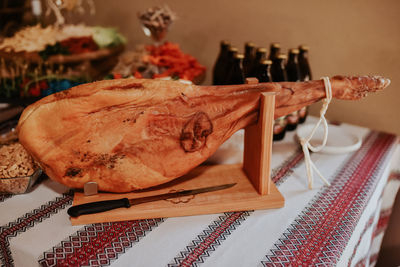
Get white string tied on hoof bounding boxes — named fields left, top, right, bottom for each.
left=299, top=77, right=333, bottom=189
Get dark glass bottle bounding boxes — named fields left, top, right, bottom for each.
left=247, top=47, right=267, bottom=78
left=270, top=53, right=288, bottom=141
left=268, top=42, right=281, bottom=61
left=286, top=48, right=301, bottom=82
left=255, top=59, right=272, bottom=83
left=243, top=42, right=256, bottom=77
left=298, top=45, right=313, bottom=81
left=212, top=40, right=231, bottom=85
left=270, top=54, right=288, bottom=82
left=298, top=45, right=313, bottom=123
left=222, top=47, right=238, bottom=85
left=273, top=116, right=288, bottom=141
left=285, top=48, right=300, bottom=131
left=226, top=54, right=245, bottom=85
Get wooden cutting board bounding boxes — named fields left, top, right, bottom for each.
left=70, top=163, right=284, bottom=225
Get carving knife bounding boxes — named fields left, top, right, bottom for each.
left=67, top=183, right=236, bottom=217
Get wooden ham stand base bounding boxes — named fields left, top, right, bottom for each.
left=70, top=78, right=285, bottom=225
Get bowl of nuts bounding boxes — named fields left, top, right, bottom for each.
left=0, top=141, right=42, bottom=194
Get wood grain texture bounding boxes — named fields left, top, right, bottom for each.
left=243, top=78, right=275, bottom=195
left=70, top=164, right=285, bottom=225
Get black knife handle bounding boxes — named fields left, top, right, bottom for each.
left=67, top=198, right=131, bottom=217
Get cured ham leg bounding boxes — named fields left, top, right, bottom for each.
left=17, top=76, right=389, bottom=192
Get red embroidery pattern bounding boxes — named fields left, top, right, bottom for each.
left=169, top=149, right=305, bottom=266
left=348, top=215, right=375, bottom=267
left=344, top=174, right=397, bottom=267
left=262, top=132, right=397, bottom=266
left=389, top=171, right=400, bottom=181
left=38, top=146, right=303, bottom=267
left=350, top=207, right=394, bottom=267
left=39, top=219, right=163, bottom=266
left=0, top=192, right=73, bottom=267
left=368, top=252, right=379, bottom=266
left=169, top=132, right=396, bottom=267
left=272, top=149, right=304, bottom=185
left=168, top=212, right=250, bottom=267
left=354, top=252, right=379, bottom=267
left=373, top=208, right=392, bottom=238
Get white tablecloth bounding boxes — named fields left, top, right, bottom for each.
left=0, top=117, right=399, bottom=267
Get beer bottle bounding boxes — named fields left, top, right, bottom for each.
left=268, top=42, right=281, bottom=61
left=273, top=116, right=288, bottom=141
left=298, top=45, right=312, bottom=81
left=286, top=48, right=301, bottom=82
left=212, top=40, right=231, bottom=85
left=248, top=47, right=267, bottom=78
left=255, top=59, right=272, bottom=83
left=222, top=47, right=238, bottom=85
left=243, top=42, right=256, bottom=77
left=226, top=54, right=245, bottom=85
left=270, top=53, right=288, bottom=141
left=298, top=45, right=312, bottom=123
left=270, top=54, right=288, bottom=82
left=285, top=48, right=300, bottom=131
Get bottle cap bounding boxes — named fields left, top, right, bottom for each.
left=245, top=42, right=256, bottom=48
left=256, top=47, right=267, bottom=53
left=299, top=45, right=309, bottom=51
left=277, top=54, right=287, bottom=59
left=227, top=48, right=238, bottom=59
left=234, top=54, right=245, bottom=59
left=289, top=48, right=299, bottom=54
left=270, top=42, right=281, bottom=48
left=221, top=40, right=230, bottom=47
left=260, top=59, right=272, bottom=65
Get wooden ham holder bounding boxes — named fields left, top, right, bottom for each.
left=70, top=78, right=284, bottom=225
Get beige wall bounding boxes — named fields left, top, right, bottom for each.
left=78, top=0, right=400, bottom=135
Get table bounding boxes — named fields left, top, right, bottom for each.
left=0, top=117, right=399, bottom=267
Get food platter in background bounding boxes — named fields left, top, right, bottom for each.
left=109, top=42, right=206, bottom=85
left=0, top=24, right=126, bottom=104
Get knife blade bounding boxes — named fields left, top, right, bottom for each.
left=67, top=183, right=236, bottom=217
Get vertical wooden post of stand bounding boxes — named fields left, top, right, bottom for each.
left=243, top=78, right=276, bottom=195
